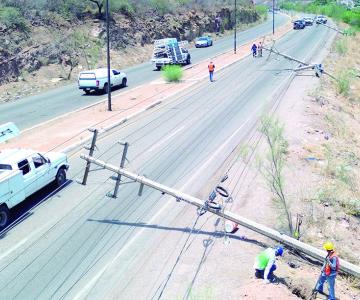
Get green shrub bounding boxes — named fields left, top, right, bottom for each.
left=337, top=70, right=351, bottom=95
left=255, top=5, right=268, bottom=17
left=112, top=0, right=135, bottom=16
left=335, top=39, right=348, bottom=54
left=162, top=65, right=183, bottom=82
left=0, top=6, right=28, bottom=31
left=149, top=0, right=172, bottom=15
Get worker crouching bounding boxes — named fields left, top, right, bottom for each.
left=253, top=246, right=284, bottom=283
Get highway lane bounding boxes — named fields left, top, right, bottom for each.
left=0, top=14, right=288, bottom=130
left=0, top=23, right=333, bottom=299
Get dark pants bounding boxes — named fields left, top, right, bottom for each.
left=316, top=274, right=336, bottom=300
left=209, top=71, right=214, bottom=82
left=255, top=264, right=276, bottom=279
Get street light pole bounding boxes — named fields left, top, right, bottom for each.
left=272, top=0, right=275, bottom=35
left=106, top=0, right=112, bottom=111
left=234, top=0, right=237, bottom=54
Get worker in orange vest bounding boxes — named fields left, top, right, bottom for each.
left=315, top=241, right=339, bottom=300
left=208, top=61, right=215, bottom=82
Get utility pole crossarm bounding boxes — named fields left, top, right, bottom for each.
left=80, top=154, right=360, bottom=278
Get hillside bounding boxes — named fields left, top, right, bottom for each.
left=0, top=0, right=266, bottom=101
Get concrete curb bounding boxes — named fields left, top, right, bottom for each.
left=62, top=101, right=164, bottom=154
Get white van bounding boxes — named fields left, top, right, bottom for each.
left=0, top=149, right=69, bottom=229
left=78, top=68, right=127, bottom=94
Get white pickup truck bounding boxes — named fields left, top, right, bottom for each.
left=0, top=149, right=69, bottom=229
left=78, top=68, right=127, bottom=95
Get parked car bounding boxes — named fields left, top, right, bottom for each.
left=0, top=149, right=69, bottom=229
left=303, top=17, right=314, bottom=26
left=195, top=36, right=213, bottom=48
left=78, top=68, right=127, bottom=95
left=316, top=15, right=327, bottom=24
left=293, top=19, right=306, bottom=30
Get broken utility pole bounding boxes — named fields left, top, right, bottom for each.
left=110, top=141, right=129, bottom=198
left=263, top=43, right=337, bottom=79
left=81, top=128, right=98, bottom=185
left=80, top=153, right=360, bottom=278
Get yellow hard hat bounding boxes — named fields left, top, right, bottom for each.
left=323, top=241, right=334, bottom=251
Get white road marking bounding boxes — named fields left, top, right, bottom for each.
left=0, top=221, right=52, bottom=262
left=146, top=126, right=185, bottom=153
left=74, top=109, right=259, bottom=300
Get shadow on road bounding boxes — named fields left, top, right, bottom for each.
left=80, top=85, right=127, bottom=96
left=0, top=180, right=72, bottom=239
left=87, top=218, right=269, bottom=248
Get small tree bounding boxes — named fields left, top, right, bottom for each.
left=57, top=33, right=81, bottom=80
left=259, top=115, right=294, bottom=235
left=89, top=0, right=104, bottom=18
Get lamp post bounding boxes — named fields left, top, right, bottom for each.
left=106, top=0, right=112, bottom=111
left=234, top=0, right=237, bottom=54
left=272, top=0, right=275, bottom=35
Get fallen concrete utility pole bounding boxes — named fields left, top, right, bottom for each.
left=80, top=154, right=360, bottom=278
left=263, top=45, right=337, bottom=80
left=263, top=45, right=308, bottom=65
left=318, top=22, right=345, bottom=35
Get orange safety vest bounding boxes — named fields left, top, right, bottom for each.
left=208, top=63, right=215, bottom=72
left=325, top=252, right=339, bottom=276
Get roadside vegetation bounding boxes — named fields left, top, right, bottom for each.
left=162, top=65, right=184, bottom=82
left=258, top=116, right=294, bottom=236
left=280, top=0, right=360, bottom=29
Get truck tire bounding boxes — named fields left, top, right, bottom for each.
left=0, top=205, right=10, bottom=229
left=103, top=83, right=109, bottom=94
left=186, top=55, right=191, bottom=65
left=84, top=90, right=91, bottom=95
left=156, top=66, right=161, bottom=71
left=55, top=169, right=67, bottom=188
left=121, top=78, right=127, bottom=88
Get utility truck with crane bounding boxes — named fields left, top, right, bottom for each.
left=151, top=38, right=191, bottom=70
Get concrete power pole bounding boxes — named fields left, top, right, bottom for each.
left=80, top=153, right=360, bottom=278
left=234, top=0, right=237, bottom=54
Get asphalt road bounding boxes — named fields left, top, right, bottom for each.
left=0, top=14, right=288, bottom=130
left=0, top=22, right=333, bottom=299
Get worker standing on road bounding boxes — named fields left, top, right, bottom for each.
left=208, top=61, right=215, bottom=82
left=258, top=42, right=263, bottom=57
left=253, top=246, right=283, bottom=283
left=251, top=43, right=257, bottom=58
left=315, top=242, right=339, bottom=300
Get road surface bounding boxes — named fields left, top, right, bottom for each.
left=0, top=14, right=288, bottom=130
left=0, top=21, right=333, bottom=299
